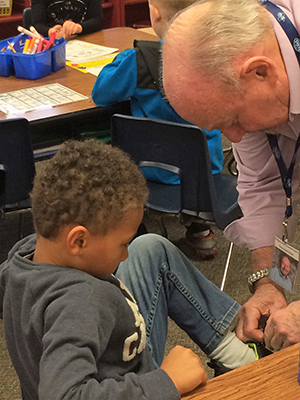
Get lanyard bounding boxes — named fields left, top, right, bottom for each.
left=267, top=133, right=300, bottom=220
left=260, top=0, right=300, bottom=65
left=260, top=1, right=300, bottom=231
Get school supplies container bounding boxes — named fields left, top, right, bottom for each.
left=0, top=34, right=67, bottom=80
left=0, top=0, right=12, bottom=16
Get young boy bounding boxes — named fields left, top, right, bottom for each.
left=91, top=0, right=223, bottom=259
left=0, top=140, right=257, bottom=400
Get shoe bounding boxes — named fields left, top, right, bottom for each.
left=186, top=228, right=217, bottom=259
left=208, top=341, right=272, bottom=377
left=246, top=341, right=273, bottom=359
left=207, top=360, right=232, bottom=377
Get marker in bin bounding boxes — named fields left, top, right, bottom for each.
left=43, top=31, right=56, bottom=51
left=17, top=26, right=40, bottom=40
left=27, top=37, right=37, bottom=54
left=23, top=38, right=30, bottom=53
left=29, top=26, right=48, bottom=44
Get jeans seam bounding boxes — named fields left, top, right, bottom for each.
left=145, top=266, right=164, bottom=349
left=168, top=271, right=228, bottom=335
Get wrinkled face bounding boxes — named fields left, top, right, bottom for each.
left=83, top=207, right=144, bottom=279
left=280, top=256, right=291, bottom=277
left=163, top=60, right=289, bottom=142
left=162, top=9, right=289, bottom=143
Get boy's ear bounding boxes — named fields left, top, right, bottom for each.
left=149, top=4, right=161, bottom=22
left=66, top=226, right=89, bottom=255
left=240, top=56, right=278, bottom=84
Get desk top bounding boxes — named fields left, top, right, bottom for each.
left=0, top=27, right=158, bottom=122
left=183, top=344, right=300, bottom=400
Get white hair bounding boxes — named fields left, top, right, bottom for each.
left=182, top=0, right=273, bottom=90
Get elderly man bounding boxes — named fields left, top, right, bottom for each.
left=163, top=0, right=300, bottom=352
left=269, top=256, right=293, bottom=291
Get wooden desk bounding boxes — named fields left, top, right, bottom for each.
left=183, top=344, right=300, bottom=400
left=0, top=27, right=157, bottom=122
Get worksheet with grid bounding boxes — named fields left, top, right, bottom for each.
left=0, top=83, right=88, bottom=115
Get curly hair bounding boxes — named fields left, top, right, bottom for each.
left=31, top=140, right=148, bottom=238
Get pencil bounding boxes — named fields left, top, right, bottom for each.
left=7, top=41, right=16, bottom=53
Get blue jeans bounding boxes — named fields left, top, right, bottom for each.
left=115, top=234, right=240, bottom=367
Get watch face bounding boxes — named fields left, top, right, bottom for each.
left=47, top=0, right=87, bottom=25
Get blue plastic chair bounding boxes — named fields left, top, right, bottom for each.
left=111, top=114, right=243, bottom=290
left=0, top=118, right=58, bottom=239
left=23, top=8, right=33, bottom=30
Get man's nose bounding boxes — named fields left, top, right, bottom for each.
left=221, top=126, right=247, bottom=143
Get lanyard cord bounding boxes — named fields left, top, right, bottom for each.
left=261, top=0, right=300, bottom=64
left=267, top=133, right=300, bottom=218
left=261, top=1, right=300, bottom=222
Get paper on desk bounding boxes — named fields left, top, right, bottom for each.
left=0, top=83, right=88, bottom=115
left=66, top=40, right=119, bottom=63
left=66, top=53, right=119, bottom=76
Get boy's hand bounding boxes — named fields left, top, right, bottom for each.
left=48, top=25, right=63, bottom=39
left=62, top=21, right=83, bottom=38
left=161, top=345, right=207, bottom=395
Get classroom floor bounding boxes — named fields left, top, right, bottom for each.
left=1, top=150, right=300, bottom=399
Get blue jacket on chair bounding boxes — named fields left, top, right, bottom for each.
left=92, top=40, right=223, bottom=183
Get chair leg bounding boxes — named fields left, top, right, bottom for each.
left=220, top=242, right=234, bottom=291
left=158, top=218, right=168, bottom=239
left=18, top=213, right=25, bottom=240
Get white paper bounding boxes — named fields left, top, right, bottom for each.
left=66, top=40, right=118, bottom=63
left=0, top=83, right=88, bottom=115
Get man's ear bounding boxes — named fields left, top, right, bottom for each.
left=240, top=56, right=278, bottom=84
left=66, top=226, right=89, bottom=255
left=149, top=4, right=161, bottom=22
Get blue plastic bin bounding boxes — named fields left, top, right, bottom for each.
left=6, top=34, right=67, bottom=80
left=52, top=37, right=67, bottom=72
left=0, top=35, right=23, bottom=77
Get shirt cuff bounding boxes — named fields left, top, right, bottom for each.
left=224, top=213, right=298, bottom=250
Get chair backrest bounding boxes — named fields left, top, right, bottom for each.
left=23, top=8, right=33, bottom=30
left=0, top=118, right=36, bottom=207
left=111, top=114, right=242, bottom=229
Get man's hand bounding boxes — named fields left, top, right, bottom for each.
left=264, top=300, right=300, bottom=350
left=161, top=345, right=207, bottom=395
left=236, top=282, right=287, bottom=342
left=62, top=21, right=83, bottom=38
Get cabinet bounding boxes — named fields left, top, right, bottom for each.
left=0, top=0, right=30, bottom=39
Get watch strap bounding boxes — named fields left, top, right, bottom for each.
left=248, top=268, right=270, bottom=293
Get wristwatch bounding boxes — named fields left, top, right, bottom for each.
left=247, top=268, right=270, bottom=293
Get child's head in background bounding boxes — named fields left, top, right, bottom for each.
left=148, top=0, right=198, bottom=38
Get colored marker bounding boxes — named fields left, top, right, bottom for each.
left=43, top=40, right=52, bottom=51
left=49, top=30, right=56, bottom=45
left=17, top=26, right=40, bottom=40
left=7, top=41, right=16, bottom=53
left=31, top=39, right=39, bottom=54
left=36, top=39, right=43, bottom=53
left=27, top=37, right=36, bottom=54
left=23, top=38, right=30, bottom=54
left=29, top=26, right=48, bottom=44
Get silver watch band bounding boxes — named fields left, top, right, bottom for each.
left=248, top=268, right=270, bottom=293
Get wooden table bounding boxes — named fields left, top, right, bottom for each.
left=183, top=344, right=300, bottom=400
left=0, top=27, right=157, bottom=122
